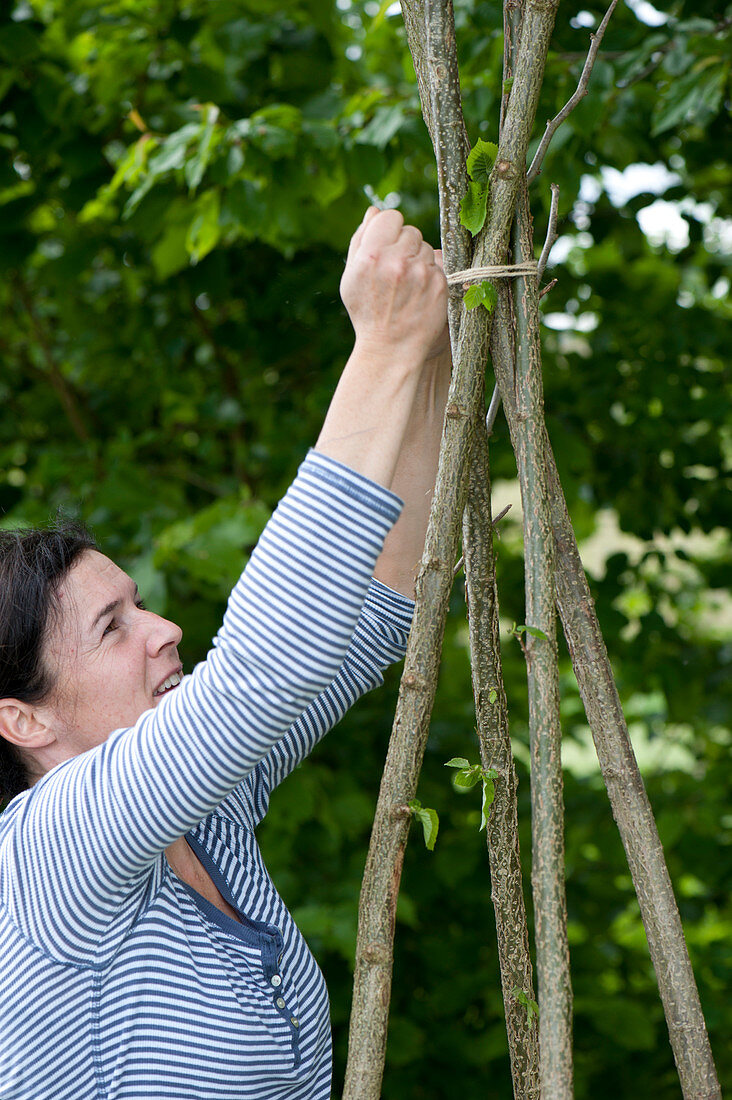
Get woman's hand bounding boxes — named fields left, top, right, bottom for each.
left=314, top=209, right=449, bottom=491
left=340, top=208, right=448, bottom=369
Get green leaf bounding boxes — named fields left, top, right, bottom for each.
left=513, top=987, right=540, bottom=1024
left=459, top=179, right=488, bottom=236
left=466, top=138, right=498, bottom=184
left=453, top=767, right=482, bottom=789
left=185, top=189, right=221, bottom=263
left=463, top=280, right=497, bottom=313
left=480, top=776, right=496, bottom=830
left=185, top=104, right=221, bottom=192
left=488, top=688, right=498, bottom=704
left=524, top=625, right=549, bottom=640
left=408, top=799, right=439, bottom=851
left=356, top=104, right=406, bottom=149
left=651, top=62, right=728, bottom=136
left=154, top=492, right=271, bottom=597
left=445, top=757, right=470, bottom=769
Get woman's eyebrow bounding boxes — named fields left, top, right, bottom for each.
left=90, top=584, right=140, bottom=630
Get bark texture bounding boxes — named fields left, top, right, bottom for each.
left=464, top=425, right=541, bottom=1099
left=505, top=2, right=573, bottom=1090
left=548, top=458, right=722, bottom=1100
left=512, top=188, right=573, bottom=1099
left=489, top=316, right=722, bottom=1100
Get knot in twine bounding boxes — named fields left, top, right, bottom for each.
left=446, top=261, right=538, bottom=287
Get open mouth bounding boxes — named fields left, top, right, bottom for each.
left=154, top=669, right=183, bottom=698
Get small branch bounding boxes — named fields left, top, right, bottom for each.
left=538, top=278, right=558, bottom=300
left=14, top=279, right=94, bottom=447
left=486, top=384, right=502, bottom=435
left=463, top=424, right=541, bottom=1099
left=537, top=183, right=560, bottom=279
left=453, top=502, right=512, bottom=577
left=527, top=0, right=620, bottom=184
left=424, top=0, right=472, bottom=355
left=506, top=1, right=573, bottom=1091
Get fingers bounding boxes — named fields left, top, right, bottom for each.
left=347, top=209, right=440, bottom=268
left=347, top=206, right=381, bottom=262
left=358, top=208, right=405, bottom=254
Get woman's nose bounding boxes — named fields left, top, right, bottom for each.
left=145, top=612, right=183, bottom=655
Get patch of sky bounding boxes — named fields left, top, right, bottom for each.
left=570, top=10, right=597, bottom=28
left=580, top=163, right=682, bottom=207
left=624, top=0, right=670, bottom=26
left=542, top=311, right=599, bottom=333
left=571, top=164, right=731, bottom=255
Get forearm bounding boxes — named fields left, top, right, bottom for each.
left=313, top=339, right=426, bottom=490
left=373, top=348, right=451, bottom=596
left=314, top=208, right=448, bottom=490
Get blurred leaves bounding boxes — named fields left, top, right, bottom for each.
left=0, top=0, right=730, bottom=1096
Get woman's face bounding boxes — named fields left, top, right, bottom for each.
left=40, top=549, right=183, bottom=761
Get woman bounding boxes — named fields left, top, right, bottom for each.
left=0, top=208, right=450, bottom=1099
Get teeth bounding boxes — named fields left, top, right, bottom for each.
left=155, top=671, right=182, bottom=696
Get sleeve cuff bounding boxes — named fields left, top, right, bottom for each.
left=363, top=577, right=415, bottom=633
left=303, top=449, right=404, bottom=524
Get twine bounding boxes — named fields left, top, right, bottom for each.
left=446, top=261, right=538, bottom=286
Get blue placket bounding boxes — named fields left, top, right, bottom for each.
left=185, top=835, right=302, bottom=1062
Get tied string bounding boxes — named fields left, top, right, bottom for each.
left=446, top=261, right=538, bottom=286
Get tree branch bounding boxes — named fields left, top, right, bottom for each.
left=538, top=183, right=560, bottom=279
left=506, top=3, right=573, bottom=1090
left=464, top=422, right=541, bottom=1099
left=14, top=279, right=94, bottom=447
left=527, top=0, right=620, bottom=184
left=343, top=1, right=560, bottom=1096
left=488, top=287, right=723, bottom=1100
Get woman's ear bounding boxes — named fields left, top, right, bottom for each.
left=0, top=700, right=55, bottom=750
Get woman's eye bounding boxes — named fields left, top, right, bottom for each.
left=102, top=619, right=118, bottom=637
left=135, top=599, right=148, bottom=611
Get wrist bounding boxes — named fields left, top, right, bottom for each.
left=350, top=334, right=432, bottom=378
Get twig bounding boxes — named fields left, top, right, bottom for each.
left=453, top=502, right=512, bottom=577
left=508, top=0, right=573, bottom=1087
left=486, top=383, right=502, bottom=435
left=527, top=0, right=620, bottom=184
left=14, top=279, right=94, bottom=447
left=424, top=0, right=472, bottom=356
left=463, top=424, right=541, bottom=1099
left=537, top=183, right=560, bottom=279
left=538, top=278, right=558, bottom=300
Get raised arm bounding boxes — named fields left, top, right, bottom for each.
left=0, top=211, right=448, bottom=963
left=317, top=210, right=451, bottom=598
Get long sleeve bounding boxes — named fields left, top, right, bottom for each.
left=221, top=579, right=414, bottom=828
left=0, top=453, right=402, bottom=964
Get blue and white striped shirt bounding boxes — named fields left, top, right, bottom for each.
left=0, top=452, right=413, bottom=1099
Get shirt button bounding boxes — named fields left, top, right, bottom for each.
left=271, top=974, right=282, bottom=987
left=290, top=1017, right=299, bottom=1028
left=276, top=997, right=286, bottom=1009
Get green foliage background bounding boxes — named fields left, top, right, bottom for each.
left=1, top=0, right=730, bottom=1095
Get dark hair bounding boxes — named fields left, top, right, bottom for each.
left=0, top=523, right=98, bottom=804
